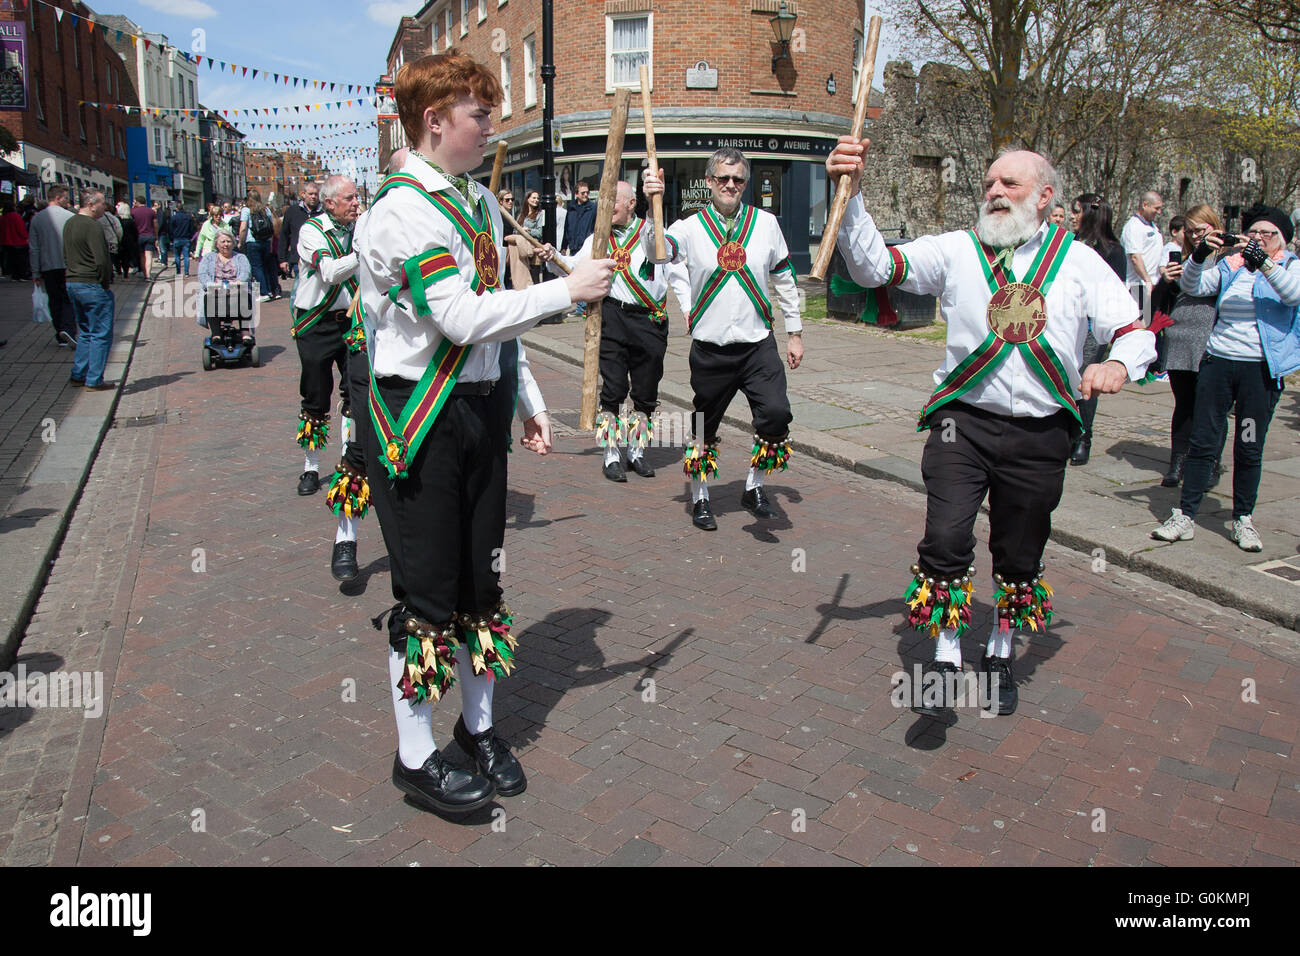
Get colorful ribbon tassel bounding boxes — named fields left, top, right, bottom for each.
left=398, top=617, right=460, bottom=704
left=457, top=602, right=518, bottom=680
left=683, top=440, right=719, bottom=481
left=625, top=412, right=653, bottom=451
left=325, top=460, right=371, bottom=519
left=903, top=564, right=975, bottom=638
left=595, top=410, right=625, bottom=448
left=992, top=567, right=1054, bottom=633
left=750, top=436, right=791, bottom=473
left=296, top=412, right=330, bottom=450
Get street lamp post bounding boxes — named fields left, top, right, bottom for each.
left=541, top=0, right=556, bottom=248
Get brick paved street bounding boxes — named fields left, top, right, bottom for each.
left=2, top=274, right=1299, bottom=866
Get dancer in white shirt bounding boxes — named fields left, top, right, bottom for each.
left=827, top=137, right=1155, bottom=717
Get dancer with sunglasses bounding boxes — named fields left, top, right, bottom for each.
left=641, top=148, right=803, bottom=530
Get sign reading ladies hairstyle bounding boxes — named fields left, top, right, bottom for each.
left=0, top=21, right=26, bottom=112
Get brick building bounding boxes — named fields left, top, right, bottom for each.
left=0, top=0, right=137, bottom=203
left=244, top=147, right=329, bottom=206
left=378, top=0, right=880, bottom=271
left=198, top=107, right=246, bottom=208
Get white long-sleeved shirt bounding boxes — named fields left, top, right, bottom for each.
left=836, top=195, right=1156, bottom=419
left=548, top=217, right=669, bottom=311
left=643, top=202, right=801, bottom=344
left=293, top=213, right=358, bottom=316
left=354, top=153, right=569, bottom=420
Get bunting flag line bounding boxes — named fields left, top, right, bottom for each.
left=28, top=0, right=375, bottom=96
left=79, top=99, right=380, bottom=115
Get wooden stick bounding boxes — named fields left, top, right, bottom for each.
left=580, top=87, right=631, bottom=432
left=809, top=15, right=882, bottom=281
left=500, top=205, right=570, bottom=275
left=488, top=141, right=508, bottom=194
left=639, top=65, right=665, bottom=261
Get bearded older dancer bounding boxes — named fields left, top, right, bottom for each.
left=827, top=138, right=1155, bottom=717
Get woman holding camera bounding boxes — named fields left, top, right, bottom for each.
left=1154, top=204, right=1223, bottom=487
left=1152, top=205, right=1300, bottom=552
left=1067, top=193, right=1127, bottom=465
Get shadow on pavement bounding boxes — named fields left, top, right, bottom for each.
left=506, top=490, right=584, bottom=530
left=339, top=553, right=390, bottom=597
left=122, top=371, right=193, bottom=396
left=0, top=650, right=67, bottom=739
left=0, top=508, right=58, bottom=533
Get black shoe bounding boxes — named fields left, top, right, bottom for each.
left=331, top=541, right=358, bottom=582
left=692, top=498, right=717, bottom=531
left=453, top=715, right=527, bottom=797
left=1161, top=453, right=1186, bottom=488
left=391, top=752, right=495, bottom=816
left=297, top=470, right=320, bottom=495
left=1069, top=438, right=1090, bottom=466
left=628, top=455, right=655, bottom=478
left=603, top=459, right=627, bottom=482
left=740, top=486, right=774, bottom=518
left=57, top=330, right=77, bottom=347
left=910, top=660, right=960, bottom=717
left=980, top=654, right=1018, bottom=716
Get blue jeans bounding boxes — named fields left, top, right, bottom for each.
left=244, top=239, right=270, bottom=297
left=67, top=283, right=116, bottom=387
left=159, top=233, right=171, bottom=265
left=172, top=238, right=192, bottom=277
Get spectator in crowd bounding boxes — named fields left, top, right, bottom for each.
left=1, top=198, right=30, bottom=280
left=99, top=201, right=123, bottom=264
left=28, top=185, right=77, bottom=347
left=131, top=196, right=158, bottom=279
left=117, top=203, right=139, bottom=280
left=1068, top=192, right=1127, bottom=465
left=562, top=180, right=596, bottom=316
left=1049, top=202, right=1067, bottom=227
left=64, top=189, right=117, bottom=390
left=239, top=188, right=277, bottom=301
left=1153, top=204, right=1300, bottom=552
left=196, top=227, right=252, bottom=329
left=1121, top=190, right=1164, bottom=311
left=1163, top=215, right=1185, bottom=268
left=195, top=203, right=222, bottom=260
left=497, top=187, right=536, bottom=291
left=279, top=181, right=322, bottom=281
left=1155, top=204, right=1226, bottom=488
left=156, top=200, right=172, bottom=271
left=18, top=194, right=36, bottom=227
left=170, top=205, right=195, bottom=278
left=521, top=189, right=545, bottom=284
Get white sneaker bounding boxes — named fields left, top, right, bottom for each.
left=1152, top=508, right=1195, bottom=541
left=1231, top=516, right=1263, bottom=552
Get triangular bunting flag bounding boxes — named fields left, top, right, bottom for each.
left=242, top=67, right=248, bottom=77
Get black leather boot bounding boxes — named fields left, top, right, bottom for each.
left=391, top=751, right=495, bottom=815
left=1161, top=452, right=1186, bottom=488
left=453, top=716, right=527, bottom=797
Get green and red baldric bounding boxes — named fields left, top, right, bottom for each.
left=367, top=170, right=500, bottom=479
left=688, top=203, right=783, bottom=332
left=609, top=218, right=668, bottom=320
left=290, top=217, right=359, bottom=338
left=917, top=224, right=1081, bottom=431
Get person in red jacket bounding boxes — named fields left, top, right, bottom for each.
left=1, top=199, right=30, bottom=280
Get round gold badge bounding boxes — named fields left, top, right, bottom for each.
left=612, top=247, right=632, bottom=273
left=473, top=231, right=499, bottom=290
left=986, top=282, right=1048, bottom=344
left=716, top=241, right=747, bottom=273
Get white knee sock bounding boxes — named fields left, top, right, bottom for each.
left=604, top=443, right=622, bottom=467
left=691, top=478, right=709, bottom=503
left=935, top=627, right=961, bottom=666
left=985, top=627, right=1013, bottom=659
left=303, top=449, right=320, bottom=473
left=335, top=515, right=357, bottom=544
left=388, top=648, right=435, bottom=769
left=746, top=467, right=763, bottom=492
left=627, top=442, right=643, bottom=462
left=456, top=645, right=495, bottom=734
left=339, top=416, right=354, bottom=445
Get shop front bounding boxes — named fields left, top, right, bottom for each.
left=19, top=143, right=116, bottom=203
left=478, top=130, right=839, bottom=274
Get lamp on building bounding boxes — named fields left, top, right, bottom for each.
left=769, top=1, right=797, bottom=72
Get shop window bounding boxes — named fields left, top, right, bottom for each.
left=606, top=14, right=652, bottom=92
left=809, top=163, right=828, bottom=237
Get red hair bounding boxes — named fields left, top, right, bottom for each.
left=397, top=50, right=502, bottom=146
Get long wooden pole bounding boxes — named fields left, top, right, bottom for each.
left=500, top=205, right=571, bottom=274
left=808, top=15, right=882, bottom=281
left=579, top=87, right=631, bottom=431
left=488, top=141, right=508, bottom=194
left=639, top=65, right=665, bottom=261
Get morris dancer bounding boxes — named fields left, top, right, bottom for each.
left=827, top=139, right=1155, bottom=716
left=355, top=51, right=613, bottom=816
left=541, top=179, right=669, bottom=481
left=641, top=147, right=803, bottom=530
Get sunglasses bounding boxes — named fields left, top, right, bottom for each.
left=711, top=175, right=747, bottom=186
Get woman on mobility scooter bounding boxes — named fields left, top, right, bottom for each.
left=197, top=228, right=259, bottom=369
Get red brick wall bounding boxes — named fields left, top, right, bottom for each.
left=2, top=0, right=134, bottom=182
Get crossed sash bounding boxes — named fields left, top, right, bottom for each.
left=366, top=172, right=501, bottom=479
left=290, top=218, right=359, bottom=338
left=918, top=224, right=1080, bottom=430
left=687, top=204, right=776, bottom=333
left=609, top=219, right=667, bottom=320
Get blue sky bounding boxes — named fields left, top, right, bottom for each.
left=92, top=0, right=411, bottom=185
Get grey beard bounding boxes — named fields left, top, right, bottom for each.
left=975, top=202, right=1041, bottom=249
